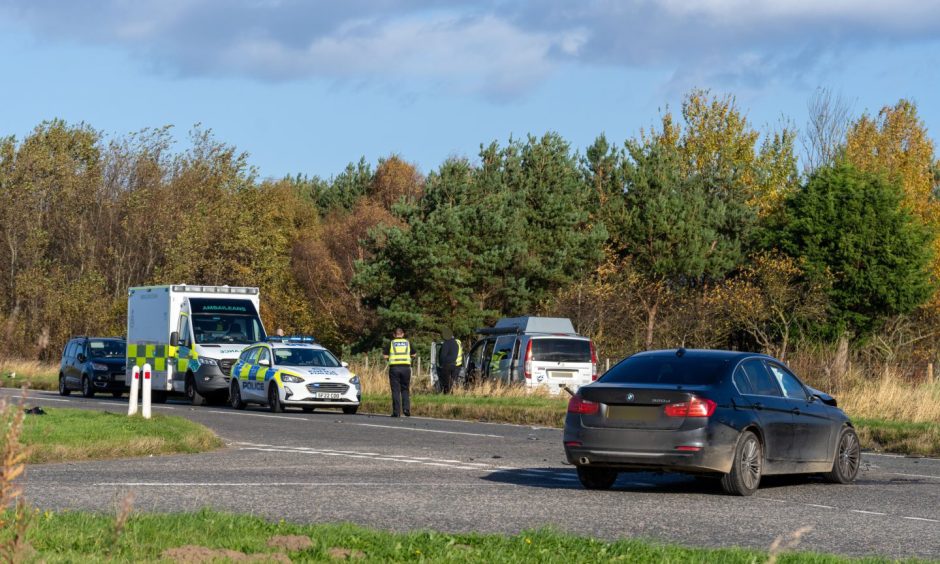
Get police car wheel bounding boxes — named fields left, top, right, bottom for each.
left=268, top=385, right=283, bottom=413
left=230, top=381, right=246, bottom=410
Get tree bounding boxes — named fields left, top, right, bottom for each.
left=773, top=164, right=934, bottom=337
left=802, top=87, right=853, bottom=174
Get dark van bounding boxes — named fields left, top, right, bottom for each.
left=58, top=337, right=128, bottom=398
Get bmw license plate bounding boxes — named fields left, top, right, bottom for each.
left=312, top=393, right=341, bottom=399
left=606, top=406, right=658, bottom=421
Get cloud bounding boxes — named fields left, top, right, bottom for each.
left=2, top=0, right=939, bottom=98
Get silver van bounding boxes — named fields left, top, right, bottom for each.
left=461, top=317, right=597, bottom=394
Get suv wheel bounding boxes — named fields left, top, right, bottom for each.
left=58, top=374, right=70, bottom=396
left=186, top=375, right=206, bottom=406
left=721, top=430, right=762, bottom=496
left=81, top=376, right=95, bottom=398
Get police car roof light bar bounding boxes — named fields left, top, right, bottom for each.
left=267, top=334, right=317, bottom=343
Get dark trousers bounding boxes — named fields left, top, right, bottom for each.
left=438, top=365, right=455, bottom=394
left=389, top=365, right=412, bottom=415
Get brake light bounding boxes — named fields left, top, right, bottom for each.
left=589, top=341, right=598, bottom=381
left=663, top=397, right=716, bottom=418
left=523, top=340, right=533, bottom=380
left=567, top=395, right=599, bottom=415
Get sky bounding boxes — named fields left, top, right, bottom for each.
left=0, top=0, right=938, bottom=180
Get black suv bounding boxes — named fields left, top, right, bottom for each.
left=58, top=337, right=128, bottom=398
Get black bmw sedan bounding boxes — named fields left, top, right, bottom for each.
left=563, top=349, right=860, bottom=495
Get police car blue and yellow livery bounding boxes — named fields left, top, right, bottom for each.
left=228, top=339, right=361, bottom=414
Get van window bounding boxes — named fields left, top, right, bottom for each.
left=88, top=340, right=125, bottom=359
left=530, top=339, right=591, bottom=363
left=601, top=355, right=727, bottom=386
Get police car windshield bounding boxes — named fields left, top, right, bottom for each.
left=192, top=314, right=264, bottom=345
left=89, top=340, right=125, bottom=359
left=274, top=348, right=341, bottom=368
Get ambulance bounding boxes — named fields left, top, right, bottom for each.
left=125, top=285, right=266, bottom=405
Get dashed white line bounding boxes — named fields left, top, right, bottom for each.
left=902, top=516, right=940, bottom=523
left=806, top=504, right=835, bottom=509
left=887, top=472, right=940, bottom=480
left=351, top=423, right=503, bottom=438
left=851, top=510, right=887, bottom=516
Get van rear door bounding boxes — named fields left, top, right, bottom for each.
left=529, top=337, right=593, bottom=392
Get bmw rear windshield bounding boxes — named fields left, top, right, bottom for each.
left=600, top=355, right=728, bottom=386
left=531, top=339, right=592, bottom=363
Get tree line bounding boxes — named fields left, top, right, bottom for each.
left=1, top=89, right=938, bottom=376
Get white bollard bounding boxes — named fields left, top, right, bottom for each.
left=128, top=366, right=140, bottom=416
left=142, top=363, right=152, bottom=420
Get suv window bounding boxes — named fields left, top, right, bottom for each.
left=735, top=359, right=783, bottom=397
left=530, top=339, right=591, bottom=363
left=766, top=363, right=807, bottom=400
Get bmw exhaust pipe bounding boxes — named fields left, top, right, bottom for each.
left=579, top=456, right=590, bottom=465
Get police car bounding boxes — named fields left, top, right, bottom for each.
left=228, top=336, right=361, bottom=414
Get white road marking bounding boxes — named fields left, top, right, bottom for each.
left=0, top=394, right=72, bottom=403
left=851, top=510, right=887, bottom=516
left=205, top=410, right=297, bottom=421
left=865, top=452, right=940, bottom=462
left=887, top=472, right=940, bottom=480
left=806, top=504, right=835, bottom=509
left=92, top=482, right=500, bottom=487
left=902, top=516, right=940, bottom=523
left=352, top=423, right=503, bottom=438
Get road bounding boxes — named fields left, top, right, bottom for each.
left=4, top=388, right=939, bottom=559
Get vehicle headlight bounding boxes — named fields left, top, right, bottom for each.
left=91, top=363, right=109, bottom=372
left=281, top=373, right=303, bottom=383
left=197, top=357, right=219, bottom=367
left=350, top=375, right=360, bottom=387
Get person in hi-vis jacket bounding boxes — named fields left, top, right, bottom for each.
left=383, top=328, right=415, bottom=417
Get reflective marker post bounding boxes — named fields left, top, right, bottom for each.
left=128, top=366, right=140, bottom=416
left=142, top=363, right=152, bottom=419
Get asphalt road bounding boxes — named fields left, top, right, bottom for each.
left=4, top=388, right=939, bottom=559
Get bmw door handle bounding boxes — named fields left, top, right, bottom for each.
left=753, top=402, right=763, bottom=411
left=791, top=407, right=801, bottom=415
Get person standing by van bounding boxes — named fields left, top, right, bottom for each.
left=438, top=328, right=461, bottom=394
left=383, top=328, right=414, bottom=417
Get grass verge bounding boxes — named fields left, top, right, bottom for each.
left=9, top=509, right=919, bottom=563
left=18, top=408, right=223, bottom=464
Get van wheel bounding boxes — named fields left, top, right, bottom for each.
left=268, top=384, right=283, bottom=413
left=577, top=466, right=618, bottom=490
left=721, top=431, right=762, bottom=496
left=230, top=381, right=246, bottom=410
left=81, top=376, right=95, bottom=398
left=58, top=374, right=71, bottom=396
left=186, top=375, right=206, bottom=406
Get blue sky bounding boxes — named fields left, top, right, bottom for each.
left=0, top=1, right=938, bottom=180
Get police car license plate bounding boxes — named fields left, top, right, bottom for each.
left=312, top=393, right=341, bottom=399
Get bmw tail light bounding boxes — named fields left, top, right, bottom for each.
left=567, top=394, right=599, bottom=415
left=663, top=397, right=716, bottom=418
left=524, top=340, right=533, bottom=380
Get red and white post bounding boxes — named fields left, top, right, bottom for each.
left=142, top=363, right=152, bottom=419
left=128, top=365, right=140, bottom=416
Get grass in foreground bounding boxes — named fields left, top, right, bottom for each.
left=8, top=509, right=922, bottom=563
left=17, top=408, right=223, bottom=464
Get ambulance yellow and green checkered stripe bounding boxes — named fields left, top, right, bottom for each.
left=127, top=343, right=198, bottom=373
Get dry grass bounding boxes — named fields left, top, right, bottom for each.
left=0, top=359, right=58, bottom=391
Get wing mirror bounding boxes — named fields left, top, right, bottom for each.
left=341, top=361, right=349, bottom=368
left=77, top=353, right=87, bottom=363
left=170, top=331, right=181, bottom=347
left=259, top=359, right=270, bottom=367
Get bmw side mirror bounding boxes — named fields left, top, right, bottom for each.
left=341, top=361, right=349, bottom=368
